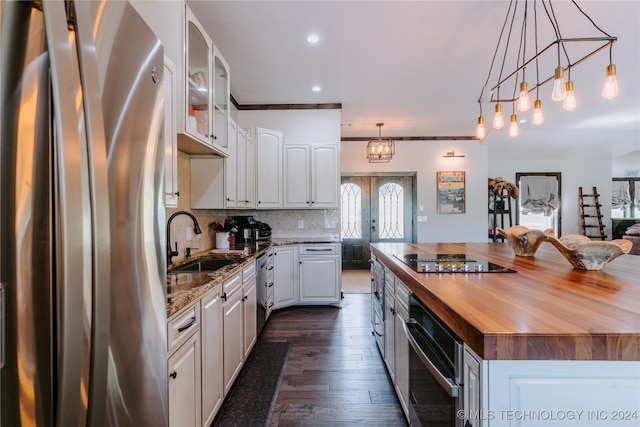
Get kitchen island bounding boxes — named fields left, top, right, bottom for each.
left=372, top=242, right=640, bottom=427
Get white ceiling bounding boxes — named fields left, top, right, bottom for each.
left=188, top=0, right=640, bottom=158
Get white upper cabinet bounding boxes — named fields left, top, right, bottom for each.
left=310, top=144, right=339, bottom=208
left=283, top=145, right=310, bottom=208
left=244, top=130, right=255, bottom=209
left=284, top=144, right=339, bottom=209
left=255, top=128, right=284, bottom=209
left=224, top=120, right=238, bottom=208
left=178, top=5, right=229, bottom=157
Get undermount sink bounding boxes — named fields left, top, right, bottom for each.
left=168, top=258, right=238, bottom=274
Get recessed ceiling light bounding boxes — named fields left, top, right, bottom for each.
left=312, top=86, right=321, bottom=92
left=306, top=34, right=320, bottom=44
left=519, top=119, right=527, bottom=123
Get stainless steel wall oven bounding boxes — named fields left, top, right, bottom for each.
left=403, top=294, right=464, bottom=426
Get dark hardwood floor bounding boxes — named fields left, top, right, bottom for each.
left=260, top=293, right=408, bottom=426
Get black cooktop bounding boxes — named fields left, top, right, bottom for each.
left=395, top=253, right=516, bottom=273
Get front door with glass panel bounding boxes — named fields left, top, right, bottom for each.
left=341, top=175, right=414, bottom=269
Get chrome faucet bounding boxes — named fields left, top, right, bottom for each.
left=166, top=211, right=202, bottom=265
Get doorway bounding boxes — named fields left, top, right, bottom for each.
left=341, top=174, right=416, bottom=270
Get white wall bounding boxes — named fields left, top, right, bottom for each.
left=341, top=140, right=489, bottom=243
left=238, top=109, right=341, bottom=145
left=613, top=151, right=640, bottom=177
left=130, top=0, right=182, bottom=67
left=488, top=157, right=611, bottom=237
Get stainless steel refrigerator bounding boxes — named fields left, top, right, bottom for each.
left=1, top=1, right=167, bottom=425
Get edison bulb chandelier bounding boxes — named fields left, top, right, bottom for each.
left=475, top=0, right=618, bottom=140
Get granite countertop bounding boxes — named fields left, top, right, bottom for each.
left=166, top=238, right=341, bottom=317
left=167, top=242, right=271, bottom=317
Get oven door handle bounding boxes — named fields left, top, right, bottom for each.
left=403, top=319, right=460, bottom=398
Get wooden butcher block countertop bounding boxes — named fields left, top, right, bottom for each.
left=371, top=242, right=640, bottom=361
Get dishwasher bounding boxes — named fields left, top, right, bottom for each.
left=256, top=250, right=274, bottom=335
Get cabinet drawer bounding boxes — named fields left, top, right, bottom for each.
left=242, top=260, right=256, bottom=282
left=223, top=271, right=242, bottom=296
left=298, top=243, right=340, bottom=255
left=395, top=280, right=410, bottom=313
left=167, top=301, right=200, bottom=354
left=384, top=267, right=395, bottom=292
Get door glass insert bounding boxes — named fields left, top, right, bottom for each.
left=341, top=183, right=362, bottom=239
left=378, top=183, right=404, bottom=239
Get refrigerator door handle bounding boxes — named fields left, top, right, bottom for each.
left=70, top=2, right=113, bottom=424
left=0, top=283, right=4, bottom=368
left=42, top=2, right=93, bottom=425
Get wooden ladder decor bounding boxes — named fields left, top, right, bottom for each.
left=579, top=186, right=607, bottom=240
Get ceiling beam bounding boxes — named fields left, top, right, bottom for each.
left=231, top=95, right=341, bottom=110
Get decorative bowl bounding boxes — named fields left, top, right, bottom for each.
left=496, top=226, right=553, bottom=257
left=545, top=234, right=633, bottom=270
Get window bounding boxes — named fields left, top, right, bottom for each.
left=612, top=178, right=640, bottom=218
left=378, top=183, right=404, bottom=239
left=516, top=172, right=561, bottom=236
left=340, top=183, right=362, bottom=239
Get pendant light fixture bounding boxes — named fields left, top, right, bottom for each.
left=366, top=123, right=394, bottom=163
left=475, top=0, right=618, bottom=138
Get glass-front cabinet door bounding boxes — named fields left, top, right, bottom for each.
left=213, top=49, right=229, bottom=152
left=180, top=6, right=229, bottom=157
left=185, top=9, right=211, bottom=146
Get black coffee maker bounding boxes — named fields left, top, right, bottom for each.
left=224, top=215, right=258, bottom=244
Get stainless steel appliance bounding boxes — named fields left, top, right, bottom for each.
left=256, top=250, right=274, bottom=335
left=395, top=253, right=516, bottom=273
left=225, top=215, right=271, bottom=244
left=254, top=221, right=272, bottom=242
left=1, top=1, right=166, bottom=425
left=403, top=295, right=464, bottom=426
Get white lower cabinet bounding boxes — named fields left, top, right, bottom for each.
left=222, top=272, right=244, bottom=396
left=298, top=244, right=341, bottom=304
left=201, top=285, right=224, bottom=427
left=242, top=261, right=257, bottom=359
left=167, top=301, right=201, bottom=427
left=273, top=243, right=342, bottom=309
left=486, top=360, right=640, bottom=427
left=393, top=280, right=410, bottom=418
left=167, top=260, right=261, bottom=427
left=377, top=272, right=410, bottom=423
left=383, top=274, right=395, bottom=381
left=463, top=345, right=482, bottom=427
left=273, top=245, right=298, bottom=309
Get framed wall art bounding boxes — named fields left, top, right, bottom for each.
left=437, top=171, right=465, bottom=214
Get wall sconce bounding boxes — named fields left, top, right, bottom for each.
left=443, top=150, right=465, bottom=158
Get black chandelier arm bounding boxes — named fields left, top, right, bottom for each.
left=571, top=0, right=612, bottom=38
left=498, top=0, right=521, bottom=89
left=544, top=0, right=574, bottom=68
left=476, top=0, right=517, bottom=106
left=488, top=37, right=616, bottom=94
left=534, top=0, right=541, bottom=98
